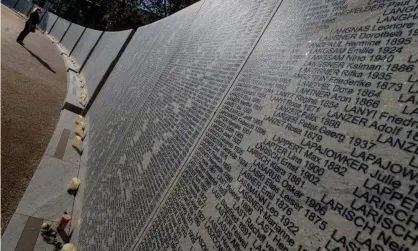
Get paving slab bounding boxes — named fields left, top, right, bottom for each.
left=45, top=109, right=81, bottom=165
left=1, top=214, right=29, bottom=251
left=15, top=217, right=44, bottom=251
left=15, top=155, right=78, bottom=222
left=1, top=5, right=67, bottom=232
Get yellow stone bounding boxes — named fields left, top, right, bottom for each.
left=80, top=95, right=87, bottom=102
left=78, top=121, right=85, bottom=129
left=67, top=178, right=80, bottom=193
left=61, top=243, right=75, bottom=251
left=75, top=115, right=84, bottom=125
left=74, top=125, right=84, bottom=138
left=72, top=136, right=83, bottom=153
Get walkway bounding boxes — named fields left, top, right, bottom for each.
left=1, top=5, right=67, bottom=233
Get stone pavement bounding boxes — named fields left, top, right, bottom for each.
left=1, top=5, right=67, bottom=234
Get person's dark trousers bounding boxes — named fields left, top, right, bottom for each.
left=17, top=23, right=30, bottom=43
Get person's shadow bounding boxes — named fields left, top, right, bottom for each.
left=22, top=45, right=56, bottom=74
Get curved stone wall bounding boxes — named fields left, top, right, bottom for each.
left=2, top=0, right=19, bottom=7
left=14, top=0, right=33, bottom=15
left=38, top=11, right=58, bottom=33
left=85, top=2, right=203, bottom=188
left=80, top=29, right=132, bottom=95
left=60, top=22, right=85, bottom=55
left=49, top=17, right=71, bottom=42
left=6, top=0, right=418, bottom=251
left=70, top=28, right=102, bottom=68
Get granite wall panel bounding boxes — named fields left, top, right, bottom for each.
left=2, top=0, right=19, bottom=8
left=84, top=2, right=203, bottom=200
left=38, top=11, right=58, bottom=33
left=134, top=0, right=418, bottom=250
left=70, top=28, right=102, bottom=68
left=79, top=0, right=282, bottom=250
left=60, top=22, right=84, bottom=54
left=49, top=17, right=70, bottom=42
left=14, top=0, right=33, bottom=16
left=19, top=0, right=417, bottom=250
left=80, top=29, right=132, bottom=96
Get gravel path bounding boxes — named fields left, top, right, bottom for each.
left=1, top=6, right=67, bottom=233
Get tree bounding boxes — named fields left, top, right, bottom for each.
left=95, top=0, right=144, bottom=30
left=40, top=0, right=199, bottom=30
left=97, top=0, right=199, bottom=30
left=140, top=0, right=199, bottom=18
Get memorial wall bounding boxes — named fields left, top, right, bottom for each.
left=14, top=0, right=32, bottom=15
left=49, top=17, right=71, bottom=42
left=131, top=0, right=418, bottom=249
left=38, top=11, right=58, bottom=34
left=2, top=0, right=19, bottom=8
left=78, top=0, right=418, bottom=250
left=84, top=1, right=204, bottom=199
left=60, top=22, right=85, bottom=55
left=70, top=28, right=103, bottom=67
left=6, top=0, right=418, bottom=250
left=80, top=1, right=282, bottom=249
left=80, top=29, right=132, bottom=96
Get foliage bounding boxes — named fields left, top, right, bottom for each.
left=39, top=0, right=199, bottom=30
left=40, top=223, right=63, bottom=251
left=141, top=0, right=198, bottom=17
left=97, top=0, right=199, bottom=30
left=96, top=0, right=144, bottom=30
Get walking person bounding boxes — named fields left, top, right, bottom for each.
left=16, top=7, right=42, bottom=45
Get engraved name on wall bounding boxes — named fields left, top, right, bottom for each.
left=135, top=0, right=418, bottom=250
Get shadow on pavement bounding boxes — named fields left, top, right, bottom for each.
left=22, top=45, right=57, bottom=74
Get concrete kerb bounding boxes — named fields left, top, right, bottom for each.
left=43, top=30, right=88, bottom=113
left=67, top=115, right=89, bottom=250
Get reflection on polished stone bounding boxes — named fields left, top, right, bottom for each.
left=77, top=0, right=418, bottom=250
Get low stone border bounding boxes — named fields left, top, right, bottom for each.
left=2, top=11, right=89, bottom=249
